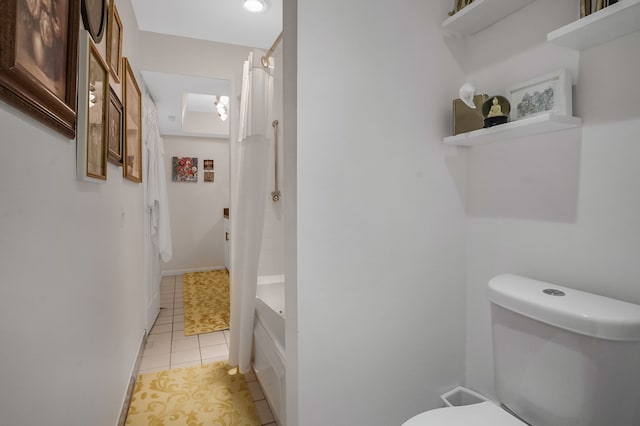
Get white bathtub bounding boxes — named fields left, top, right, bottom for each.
left=254, top=275, right=285, bottom=424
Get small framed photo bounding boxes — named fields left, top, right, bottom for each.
left=203, top=159, right=214, bottom=170
left=76, top=32, right=109, bottom=182
left=107, top=87, right=123, bottom=165
left=204, top=171, right=214, bottom=182
left=123, top=57, right=142, bottom=183
left=507, top=69, right=572, bottom=121
left=106, top=0, right=123, bottom=83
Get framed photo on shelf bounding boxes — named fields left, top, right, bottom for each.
left=123, top=57, right=142, bottom=183
left=0, top=0, right=80, bottom=138
left=106, top=0, right=123, bottom=82
left=107, top=86, right=123, bottom=165
left=76, top=32, right=109, bottom=182
left=507, top=69, right=572, bottom=121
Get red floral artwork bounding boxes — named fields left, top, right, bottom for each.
left=172, top=156, right=198, bottom=182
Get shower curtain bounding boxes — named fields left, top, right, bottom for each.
left=229, top=50, right=274, bottom=373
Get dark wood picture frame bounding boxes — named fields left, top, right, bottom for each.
left=106, top=0, right=123, bottom=83
left=76, top=32, right=109, bottom=181
left=81, top=0, right=107, bottom=43
left=107, top=86, right=123, bottom=165
left=0, top=0, right=80, bottom=138
left=123, top=57, right=142, bottom=183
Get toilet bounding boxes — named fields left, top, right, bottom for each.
left=402, top=274, right=640, bottom=426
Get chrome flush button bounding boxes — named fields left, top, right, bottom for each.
left=543, top=288, right=566, bottom=296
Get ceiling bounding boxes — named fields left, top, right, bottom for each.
left=132, top=0, right=282, bottom=137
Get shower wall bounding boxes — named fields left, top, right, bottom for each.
left=258, top=45, right=285, bottom=276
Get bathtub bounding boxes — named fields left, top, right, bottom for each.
left=254, top=275, right=285, bottom=424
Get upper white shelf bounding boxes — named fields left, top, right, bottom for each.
left=547, top=0, right=640, bottom=50
left=442, top=0, right=535, bottom=37
left=443, top=113, right=582, bottom=147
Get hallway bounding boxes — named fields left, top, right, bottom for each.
left=136, top=275, right=277, bottom=425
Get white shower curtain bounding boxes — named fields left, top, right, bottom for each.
left=229, top=50, right=274, bottom=373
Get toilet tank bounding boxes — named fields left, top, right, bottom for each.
left=488, top=274, right=640, bottom=426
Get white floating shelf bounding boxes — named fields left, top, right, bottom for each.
left=442, top=0, right=535, bottom=37
left=548, top=0, right=640, bottom=50
left=443, top=113, right=582, bottom=147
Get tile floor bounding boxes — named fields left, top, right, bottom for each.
left=138, top=274, right=277, bottom=426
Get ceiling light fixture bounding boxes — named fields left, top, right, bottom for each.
left=242, top=0, right=270, bottom=13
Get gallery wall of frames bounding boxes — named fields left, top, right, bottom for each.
left=0, top=0, right=142, bottom=184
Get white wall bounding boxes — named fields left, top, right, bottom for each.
left=162, top=136, right=230, bottom=273
left=295, top=1, right=468, bottom=424
left=462, top=0, right=640, bottom=399
left=0, top=0, right=147, bottom=423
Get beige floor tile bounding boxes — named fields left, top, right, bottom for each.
left=247, top=381, right=265, bottom=401
left=154, top=315, right=173, bottom=325
left=173, top=301, right=184, bottom=309
left=201, top=355, right=228, bottom=365
left=171, top=360, right=202, bottom=369
left=245, top=368, right=257, bottom=382
left=171, top=348, right=201, bottom=365
left=171, top=336, right=199, bottom=352
left=200, top=344, right=228, bottom=359
left=173, top=307, right=184, bottom=315
left=198, top=331, right=226, bottom=347
left=172, top=330, right=190, bottom=340
left=158, top=309, right=174, bottom=318
left=139, top=365, right=170, bottom=375
left=143, top=338, right=171, bottom=356
left=140, top=353, right=170, bottom=370
left=173, top=321, right=185, bottom=331
left=254, top=400, right=275, bottom=425
left=150, top=323, right=172, bottom=334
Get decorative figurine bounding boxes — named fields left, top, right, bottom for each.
left=482, top=96, right=510, bottom=128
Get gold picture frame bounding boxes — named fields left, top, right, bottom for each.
left=107, top=86, right=123, bottom=165
left=76, top=31, right=109, bottom=182
left=123, top=57, right=142, bottom=183
left=106, top=0, right=123, bottom=83
left=0, top=0, right=80, bottom=138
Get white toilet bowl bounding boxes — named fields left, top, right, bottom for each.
left=401, top=401, right=525, bottom=426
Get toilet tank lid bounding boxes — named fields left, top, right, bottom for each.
left=488, top=274, right=640, bottom=341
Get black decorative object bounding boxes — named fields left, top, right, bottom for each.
left=482, top=96, right=510, bottom=128
left=81, top=0, right=107, bottom=43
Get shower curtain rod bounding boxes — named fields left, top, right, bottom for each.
left=261, top=31, right=283, bottom=68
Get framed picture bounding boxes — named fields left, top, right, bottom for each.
left=204, top=171, right=214, bottom=182
left=106, top=0, right=123, bottom=83
left=81, top=0, right=107, bottom=43
left=507, top=69, right=572, bottom=121
left=203, top=159, right=214, bottom=170
left=123, top=57, right=142, bottom=183
left=0, top=0, right=80, bottom=138
left=107, top=86, right=123, bottom=165
left=172, top=157, right=198, bottom=182
left=76, top=32, right=109, bottom=181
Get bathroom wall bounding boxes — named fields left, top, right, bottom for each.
left=258, top=45, right=285, bottom=277
left=294, top=0, right=468, bottom=424
left=162, top=136, right=230, bottom=274
left=0, top=0, right=147, bottom=424
left=133, top=31, right=251, bottom=276
left=460, top=0, right=640, bottom=399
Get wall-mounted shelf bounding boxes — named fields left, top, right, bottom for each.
left=442, top=0, right=535, bottom=37
left=547, top=0, right=640, bottom=50
left=443, top=113, right=582, bottom=147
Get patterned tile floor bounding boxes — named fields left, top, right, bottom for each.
left=139, top=274, right=277, bottom=426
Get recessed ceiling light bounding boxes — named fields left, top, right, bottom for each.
left=242, top=0, right=270, bottom=13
